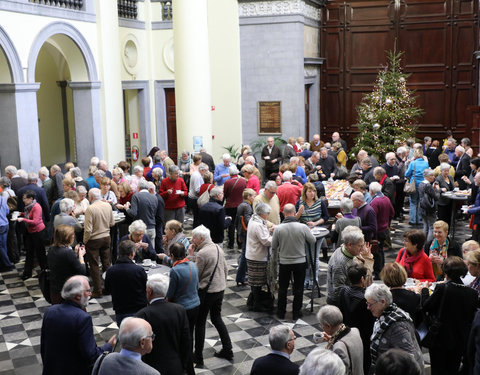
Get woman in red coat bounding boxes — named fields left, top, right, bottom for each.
left=17, top=190, right=47, bottom=280
left=395, top=229, right=435, bottom=282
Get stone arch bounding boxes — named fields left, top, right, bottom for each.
left=27, top=21, right=98, bottom=83
left=0, top=25, right=24, bottom=83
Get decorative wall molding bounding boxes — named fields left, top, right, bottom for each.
left=238, top=0, right=321, bottom=21
left=304, top=66, right=318, bottom=78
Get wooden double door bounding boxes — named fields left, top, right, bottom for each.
left=320, top=0, right=479, bottom=149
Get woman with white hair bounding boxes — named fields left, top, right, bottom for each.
left=189, top=225, right=233, bottom=366
left=119, top=220, right=157, bottom=262
left=245, top=203, right=273, bottom=312
left=316, top=305, right=364, bottom=375
left=73, top=186, right=90, bottom=216
left=129, top=165, right=145, bottom=193
left=53, top=198, right=82, bottom=232
left=435, top=162, right=455, bottom=224
left=365, top=283, right=424, bottom=374
left=300, top=348, right=345, bottom=375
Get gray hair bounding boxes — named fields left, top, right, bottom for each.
left=396, top=146, right=407, bottom=155
left=198, top=163, right=209, bottom=172
left=290, top=157, right=299, bottom=164
left=133, top=165, right=144, bottom=174
left=138, top=179, right=150, bottom=191
left=255, top=202, right=271, bottom=216
left=147, top=181, right=156, bottom=192
left=61, top=275, right=89, bottom=301
left=282, top=171, right=293, bottom=181
left=264, top=180, right=277, bottom=191
left=0, top=177, right=11, bottom=188
left=342, top=226, right=364, bottom=245
left=222, top=153, right=231, bottom=161
left=152, top=167, right=163, bottom=178
left=424, top=136, right=432, bottom=143
left=38, top=167, right=49, bottom=177
left=229, top=166, right=239, bottom=176
left=385, top=152, right=396, bottom=160
left=440, top=162, right=451, bottom=171
left=360, top=157, right=372, bottom=167
left=5, top=165, right=17, bottom=176
left=210, top=186, right=223, bottom=199
left=18, top=170, right=27, bottom=179
left=283, top=203, right=296, bottom=215
left=118, top=240, right=136, bottom=257
left=374, top=167, right=386, bottom=177
left=369, top=181, right=382, bottom=195
left=94, top=169, right=106, bottom=178
left=339, top=198, right=353, bottom=214
left=317, top=305, right=343, bottom=327
left=118, top=317, right=150, bottom=349
left=192, top=225, right=211, bottom=243
left=350, top=191, right=365, bottom=202
left=27, top=172, right=38, bottom=183
left=59, top=198, right=75, bottom=214
left=423, top=168, right=435, bottom=178
left=129, top=219, right=147, bottom=234
left=245, top=156, right=256, bottom=164
left=153, top=152, right=162, bottom=163
left=456, top=145, right=465, bottom=154
left=90, top=156, right=99, bottom=166
left=147, top=273, right=169, bottom=298
left=462, top=137, right=471, bottom=146
left=70, top=167, right=82, bottom=178
left=77, top=186, right=87, bottom=194
left=299, top=348, right=345, bottom=375
left=269, top=325, right=291, bottom=351
left=169, top=165, right=180, bottom=174
left=88, top=188, right=101, bottom=201
left=365, top=283, right=393, bottom=306
left=50, top=164, right=61, bottom=173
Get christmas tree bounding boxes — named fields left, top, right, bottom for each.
left=351, top=50, right=424, bottom=162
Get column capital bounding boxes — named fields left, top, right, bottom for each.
left=0, top=83, right=41, bottom=93
left=68, top=81, right=102, bottom=90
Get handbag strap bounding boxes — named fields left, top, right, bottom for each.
left=204, top=245, right=220, bottom=293
left=227, top=177, right=241, bottom=197
left=177, top=263, right=193, bottom=297
left=93, top=351, right=110, bottom=375
left=410, top=160, right=417, bottom=183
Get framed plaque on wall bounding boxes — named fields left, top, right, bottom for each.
left=258, top=101, right=281, bottom=135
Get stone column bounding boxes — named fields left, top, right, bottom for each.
left=0, top=83, right=41, bottom=172
left=69, top=81, right=103, bottom=172
left=173, top=0, right=213, bottom=154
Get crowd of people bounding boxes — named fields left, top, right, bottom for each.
left=0, top=131, right=480, bottom=374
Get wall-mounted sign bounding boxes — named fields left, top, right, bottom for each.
left=193, top=136, right=203, bottom=152
left=132, top=132, right=139, bottom=139
left=258, top=101, right=281, bottom=135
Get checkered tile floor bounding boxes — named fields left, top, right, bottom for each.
left=0, top=211, right=471, bottom=374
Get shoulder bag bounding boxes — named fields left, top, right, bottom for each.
left=197, top=184, right=213, bottom=207
left=404, top=160, right=417, bottom=194
left=417, top=283, right=448, bottom=348
left=197, top=245, right=220, bottom=303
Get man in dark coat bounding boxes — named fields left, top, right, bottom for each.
left=199, top=148, right=216, bottom=173
left=351, top=191, right=377, bottom=243
left=261, top=137, right=283, bottom=181
left=454, top=145, right=471, bottom=190
left=105, top=240, right=148, bottom=325
left=198, top=187, right=231, bottom=244
left=374, top=167, right=395, bottom=206
left=41, top=275, right=116, bottom=375
left=4, top=165, right=27, bottom=195
left=250, top=325, right=299, bottom=375
left=136, top=273, right=191, bottom=375
left=317, top=147, right=337, bottom=180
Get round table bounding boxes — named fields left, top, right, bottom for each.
left=441, top=191, right=469, bottom=241
left=308, top=227, right=329, bottom=311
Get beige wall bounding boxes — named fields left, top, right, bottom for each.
left=207, top=0, right=243, bottom=162
left=0, top=48, right=12, bottom=83
left=304, top=25, right=319, bottom=58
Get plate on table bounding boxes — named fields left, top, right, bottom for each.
left=311, top=227, right=329, bottom=237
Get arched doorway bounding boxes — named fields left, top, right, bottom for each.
left=28, top=22, right=102, bottom=171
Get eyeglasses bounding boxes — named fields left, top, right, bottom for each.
left=288, top=335, right=296, bottom=342
left=144, top=333, right=156, bottom=341
left=84, top=289, right=92, bottom=294
left=366, top=301, right=379, bottom=308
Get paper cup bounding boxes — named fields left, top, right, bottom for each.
left=313, top=332, right=324, bottom=343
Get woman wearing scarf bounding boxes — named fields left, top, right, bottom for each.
left=424, top=220, right=461, bottom=279
left=316, top=305, right=364, bottom=375
left=365, top=283, right=424, bottom=375
left=158, top=220, right=190, bottom=266
left=245, top=203, right=273, bottom=312
left=178, top=150, right=192, bottom=188
left=16, top=190, right=47, bottom=280
left=419, top=256, right=478, bottom=375
left=395, top=229, right=435, bottom=282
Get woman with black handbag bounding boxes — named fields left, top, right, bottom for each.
left=419, top=256, right=479, bottom=375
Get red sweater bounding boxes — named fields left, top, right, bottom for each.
left=224, top=176, right=247, bottom=208
left=277, top=182, right=302, bottom=212
left=159, top=177, right=188, bottom=210
left=23, top=203, right=45, bottom=233
left=199, top=183, right=214, bottom=197
left=396, top=248, right=435, bottom=282
left=370, top=196, right=394, bottom=232
left=246, top=175, right=260, bottom=194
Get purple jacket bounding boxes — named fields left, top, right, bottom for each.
left=370, top=195, right=394, bottom=232
left=352, top=203, right=377, bottom=242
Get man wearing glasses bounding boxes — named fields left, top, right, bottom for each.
left=250, top=325, right=299, bottom=375
left=92, top=317, right=159, bottom=374
left=41, top=276, right=116, bottom=375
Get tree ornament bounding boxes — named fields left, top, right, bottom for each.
left=368, top=113, right=374, bottom=120
left=373, top=123, right=381, bottom=130
left=385, top=98, right=393, bottom=105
